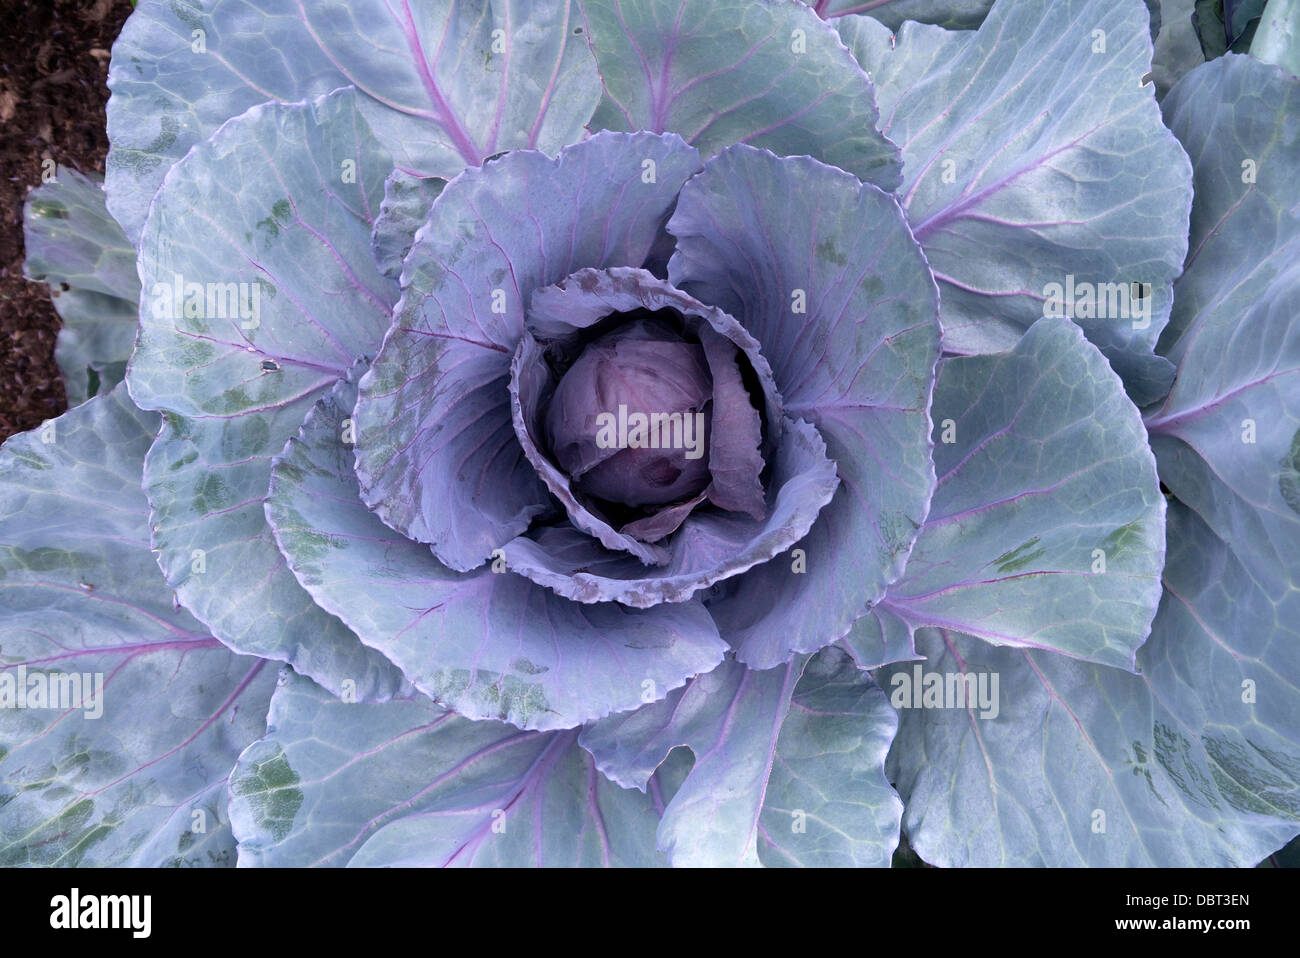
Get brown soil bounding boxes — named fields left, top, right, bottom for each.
left=0, top=0, right=133, bottom=442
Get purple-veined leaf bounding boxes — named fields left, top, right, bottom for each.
left=880, top=56, right=1300, bottom=867
left=580, top=0, right=901, bottom=190
left=127, top=89, right=408, bottom=701
left=230, top=669, right=670, bottom=866
left=864, top=316, right=1166, bottom=670
left=581, top=655, right=804, bottom=866
left=0, top=385, right=277, bottom=866
left=1141, top=54, right=1300, bottom=840
left=882, top=627, right=1300, bottom=865
left=698, top=325, right=768, bottom=517
left=840, top=601, right=915, bottom=670
left=668, top=144, right=940, bottom=669
left=581, top=647, right=902, bottom=866
left=836, top=0, right=1191, bottom=406
left=757, top=647, right=902, bottom=867
left=106, top=0, right=600, bottom=243
left=804, top=0, right=1160, bottom=36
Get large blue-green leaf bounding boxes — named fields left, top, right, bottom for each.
left=882, top=629, right=1300, bottom=865
left=1142, top=55, right=1300, bottom=833
left=303, top=0, right=599, bottom=181
left=581, top=647, right=902, bottom=866
left=756, top=648, right=902, bottom=867
left=1144, top=504, right=1300, bottom=837
left=127, top=89, right=407, bottom=701
left=230, top=670, right=667, bottom=866
left=801, top=0, right=992, bottom=29
left=881, top=52, right=1300, bottom=869
left=580, top=656, right=804, bottom=866
left=1154, top=55, right=1299, bottom=349
left=837, top=0, right=1191, bottom=406
left=353, top=132, right=702, bottom=571
left=579, top=0, right=901, bottom=190
left=668, top=145, right=940, bottom=669
left=1150, top=53, right=1300, bottom=608
left=107, top=0, right=600, bottom=242
left=23, top=167, right=138, bottom=405
left=268, top=370, right=726, bottom=731
left=0, top=386, right=276, bottom=866
left=864, top=317, right=1166, bottom=671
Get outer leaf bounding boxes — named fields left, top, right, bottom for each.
left=370, top=171, right=445, bottom=280
left=107, top=0, right=600, bottom=242
left=837, top=0, right=1191, bottom=406
left=1142, top=55, right=1300, bottom=829
left=127, top=89, right=408, bottom=700
left=1150, top=55, right=1300, bottom=598
left=106, top=0, right=342, bottom=244
left=580, top=0, right=901, bottom=190
left=1253, top=0, right=1300, bottom=75
left=1154, top=55, right=1300, bottom=349
left=757, top=648, right=902, bottom=867
left=348, top=729, right=662, bottom=866
left=307, top=0, right=600, bottom=179
left=581, top=656, right=803, bottom=866
left=818, top=0, right=1162, bottom=37
left=353, top=132, right=702, bottom=571
left=230, top=670, right=666, bottom=867
left=668, top=145, right=940, bottom=669
left=1143, top=505, right=1300, bottom=838
left=883, top=629, right=1300, bottom=866
left=23, top=167, right=139, bottom=405
left=0, top=386, right=276, bottom=866
left=884, top=51, right=1300, bottom=870
left=267, top=371, right=727, bottom=731
left=872, top=317, right=1166, bottom=671
left=23, top=169, right=136, bottom=304
left=802, top=0, right=992, bottom=29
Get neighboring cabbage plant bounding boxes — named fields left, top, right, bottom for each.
left=3, top=0, right=1299, bottom=867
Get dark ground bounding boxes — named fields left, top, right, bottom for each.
left=0, top=0, right=133, bottom=442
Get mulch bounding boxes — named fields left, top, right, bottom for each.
left=0, top=0, right=133, bottom=442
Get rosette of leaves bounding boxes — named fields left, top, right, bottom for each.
left=4, top=0, right=1298, bottom=867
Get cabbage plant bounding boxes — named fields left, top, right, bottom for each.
left=5, top=0, right=1299, bottom=867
